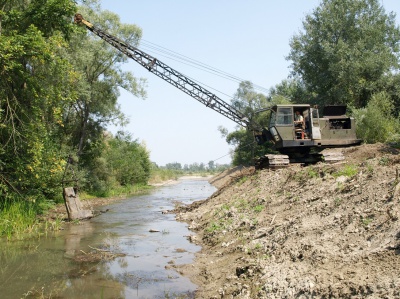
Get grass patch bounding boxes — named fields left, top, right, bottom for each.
left=379, top=157, right=391, bottom=166
left=293, top=167, right=320, bottom=182
left=237, top=176, right=248, bottom=185
left=306, top=167, right=319, bottom=179
left=206, top=221, right=224, bottom=233
left=253, top=205, right=264, bottom=213
left=0, top=201, right=40, bottom=240
left=83, top=183, right=152, bottom=199
left=334, top=197, right=342, bottom=206
left=333, top=164, right=358, bottom=178
left=361, top=216, right=374, bottom=227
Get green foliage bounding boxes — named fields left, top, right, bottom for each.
left=288, top=0, right=400, bottom=108
left=221, top=81, right=276, bottom=166
left=334, top=197, right=342, bottom=206
left=253, top=205, right=264, bottom=213
left=106, top=132, right=151, bottom=185
left=165, top=162, right=182, bottom=170
left=293, top=167, right=320, bottom=182
left=0, top=193, right=64, bottom=238
left=85, top=131, right=151, bottom=196
left=360, top=216, right=374, bottom=227
left=0, top=0, right=78, bottom=208
left=149, top=167, right=181, bottom=184
left=352, top=92, right=400, bottom=143
left=269, top=78, right=312, bottom=105
left=306, top=168, right=319, bottom=179
left=59, top=4, right=146, bottom=196
left=333, top=164, right=359, bottom=178
left=237, top=176, right=248, bottom=185
left=206, top=221, right=224, bottom=233
left=378, top=156, right=391, bottom=166
left=161, top=161, right=229, bottom=174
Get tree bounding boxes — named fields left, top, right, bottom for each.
left=352, top=92, right=400, bottom=143
left=61, top=3, right=147, bottom=185
left=269, top=78, right=311, bottom=105
left=165, top=162, right=182, bottom=170
left=220, top=81, right=277, bottom=166
left=0, top=0, right=150, bottom=207
left=288, top=0, right=400, bottom=108
left=0, top=0, right=78, bottom=202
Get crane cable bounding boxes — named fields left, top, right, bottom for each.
left=137, top=39, right=270, bottom=94
left=211, top=139, right=258, bottom=163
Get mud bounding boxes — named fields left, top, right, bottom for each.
left=175, top=143, right=400, bottom=298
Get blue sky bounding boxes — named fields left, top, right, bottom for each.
left=98, top=0, right=400, bottom=167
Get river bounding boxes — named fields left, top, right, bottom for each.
left=0, top=178, right=216, bottom=299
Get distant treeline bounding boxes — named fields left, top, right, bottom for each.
left=162, top=162, right=230, bottom=173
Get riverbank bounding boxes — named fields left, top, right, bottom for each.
left=175, top=143, right=400, bottom=298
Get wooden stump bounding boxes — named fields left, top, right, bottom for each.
left=63, top=187, right=93, bottom=221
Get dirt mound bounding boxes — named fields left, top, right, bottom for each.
left=176, top=143, right=400, bottom=298
left=208, top=166, right=255, bottom=189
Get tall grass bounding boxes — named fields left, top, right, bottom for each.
left=0, top=201, right=40, bottom=239
left=0, top=198, right=62, bottom=240
left=81, top=182, right=153, bottom=199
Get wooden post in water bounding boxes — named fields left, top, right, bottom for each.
left=63, top=187, right=93, bottom=221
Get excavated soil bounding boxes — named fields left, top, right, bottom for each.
left=175, top=143, right=400, bottom=299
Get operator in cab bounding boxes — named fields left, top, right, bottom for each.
left=294, top=110, right=304, bottom=127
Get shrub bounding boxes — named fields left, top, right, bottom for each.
left=352, top=92, right=400, bottom=143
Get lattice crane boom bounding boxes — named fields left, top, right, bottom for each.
left=74, top=14, right=260, bottom=131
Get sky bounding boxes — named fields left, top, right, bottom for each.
left=97, top=0, right=400, bottom=167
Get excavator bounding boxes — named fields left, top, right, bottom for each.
left=74, top=14, right=362, bottom=168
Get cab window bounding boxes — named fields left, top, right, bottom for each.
left=269, top=110, right=277, bottom=126
left=276, top=107, right=293, bottom=125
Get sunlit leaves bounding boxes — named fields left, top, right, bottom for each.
left=288, top=0, right=400, bottom=108
left=352, top=92, right=400, bottom=143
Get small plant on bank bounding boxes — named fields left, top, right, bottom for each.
left=379, top=156, right=391, bottom=166
left=253, top=205, right=264, bottom=213
left=293, top=167, right=319, bottom=182
left=334, top=197, right=342, bottom=206
left=333, top=164, right=358, bottom=178
left=361, top=216, right=374, bottom=227
left=366, top=163, right=374, bottom=174
left=206, top=221, right=223, bottom=233
left=254, top=242, right=262, bottom=250
left=237, top=176, right=248, bottom=185
left=307, top=167, right=319, bottom=179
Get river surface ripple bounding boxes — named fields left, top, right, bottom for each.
left=0, top=178, right=216, bottom=299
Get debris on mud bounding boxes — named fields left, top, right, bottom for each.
left=176, top=143, right=400, bottom=299
left=72, top=245, right=126, bottom=264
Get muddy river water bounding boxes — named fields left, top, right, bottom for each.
left=0, top=178, right=215, bottom=299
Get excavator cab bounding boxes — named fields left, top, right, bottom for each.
left=267, top=105, right=314, bottom=146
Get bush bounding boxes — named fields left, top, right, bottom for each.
left=352, top=92, right=400, bottom=143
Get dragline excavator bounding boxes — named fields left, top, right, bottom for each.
left=74, top=14, right=362, bottom=168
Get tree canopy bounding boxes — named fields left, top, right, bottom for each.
left=287, top=0, right=400, bottom=108
left=219, top=81, right=274, bottom=166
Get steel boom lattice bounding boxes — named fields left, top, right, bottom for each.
left=74, top=14, right=254, bottom=129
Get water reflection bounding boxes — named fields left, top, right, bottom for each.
left=0, top=178, right=215, bottom=298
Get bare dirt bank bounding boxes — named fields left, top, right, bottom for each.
left=175, top=143, right=400, bottom=298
